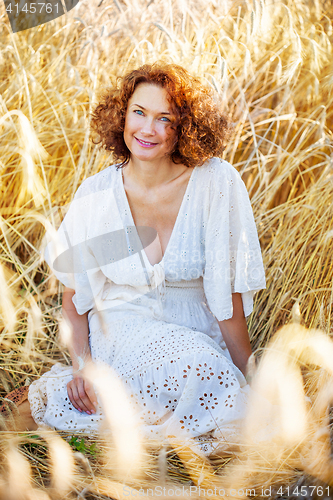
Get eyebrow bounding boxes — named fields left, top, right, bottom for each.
left=132, top=104, right=171, bottom=115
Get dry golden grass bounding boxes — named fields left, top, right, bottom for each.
left=1, top=0, right=333, bottom=498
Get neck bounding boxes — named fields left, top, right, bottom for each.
left=123, top=156, right=187, bottom=191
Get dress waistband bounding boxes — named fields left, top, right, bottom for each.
left=163, top=285, right=205, bottom=301
left=165, top=278, right=203, bottom=288
left=149, top=278, right=205, bottom=306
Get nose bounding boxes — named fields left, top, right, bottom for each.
left=141, top=117, right=156, bottom=135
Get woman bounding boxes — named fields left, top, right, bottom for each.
left=1, top=62, right=266, bottom=455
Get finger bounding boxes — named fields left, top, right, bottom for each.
left=71, top=379, right=91, bottom=414
left=67, top=382, right=84, bottom=412
left=84, top=381, right=98, bottom=413
left=67, top=384, right=81, bottom=413
left=75, top=377, right=95, bottom=414
left=78, top=379, right=96, bottom=414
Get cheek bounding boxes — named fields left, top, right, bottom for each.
left=123, top=118, right=133, bottom=147
left=167, top=128, right=178, bottom=145
left=124, top=117, right=132, bottom=133
left=163, top=124, right=177, bottom=140
left=124, top=113, right=141, bottom=131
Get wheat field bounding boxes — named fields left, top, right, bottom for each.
left=1, top=0, right=333, bottom=498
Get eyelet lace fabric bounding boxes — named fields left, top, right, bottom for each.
left=29, top=158, right=266, bottom=455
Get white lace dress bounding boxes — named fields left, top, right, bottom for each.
left=28, top=157, right=266, bottom=454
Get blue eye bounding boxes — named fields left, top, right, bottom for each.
left=160, top=117, right=171, bottom=122
left=134, top=109, right=144, bottom=115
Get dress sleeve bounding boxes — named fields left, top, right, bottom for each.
left=43, top=180, right=106, bottom=315
left=203, top=160, right=266, bottom=321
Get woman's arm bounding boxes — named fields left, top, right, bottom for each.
left=62, top=287, right=97, bottom=414
left=62, top=287, right=91, bottom=371
left=217, top=292, right=253, bottom=376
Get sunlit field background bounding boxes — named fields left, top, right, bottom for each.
left=1, top=0, right=333, bottom=498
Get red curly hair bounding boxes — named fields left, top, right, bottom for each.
left=90, top=62, right=232, bottom=169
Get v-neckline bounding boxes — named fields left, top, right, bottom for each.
left=119, top=166, right=197, bottom=268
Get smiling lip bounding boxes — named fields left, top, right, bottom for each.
left=135, top=137, right=158, bottom=147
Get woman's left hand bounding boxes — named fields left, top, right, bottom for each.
left=67, top=368, right=98, bottom=415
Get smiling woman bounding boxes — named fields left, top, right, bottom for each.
left=89, top=61, right=232, bottom=169
left=4, top=62, right=266, bottom=457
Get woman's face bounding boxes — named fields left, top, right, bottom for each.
left=123, top=83, right=178, bottom=164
